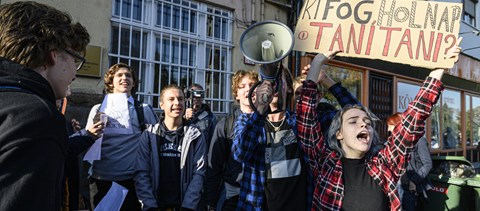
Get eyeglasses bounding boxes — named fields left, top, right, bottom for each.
left=64, top=49, right=86, bottom=71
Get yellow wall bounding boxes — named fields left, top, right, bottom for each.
left=2, top=0, right=290, bottom=95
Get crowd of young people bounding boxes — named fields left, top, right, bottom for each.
left=0, top=1, right=462, bottom=211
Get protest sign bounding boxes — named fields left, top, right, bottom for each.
left=294, top=0, right=463, bottom=69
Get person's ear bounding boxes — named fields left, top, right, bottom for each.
left=159, top=100, right=164, bottom=110
left=45, top=50, right=58, bottom=66
left=336, top=130, right=343, bottom=141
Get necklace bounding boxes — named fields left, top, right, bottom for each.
left=266, top=117, right=285, bottom=132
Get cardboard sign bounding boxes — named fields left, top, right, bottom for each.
left=294, top=0, right=463, bottom=69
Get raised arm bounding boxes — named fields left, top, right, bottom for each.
left=302, top=58, right=361, bottom=107
left=377, top=38, right=462, bottom=178
left=429, top=37, right=462, bottom=81
left=301, top=53, right=360, bottom=135
left=296, top=51, right=341, bottom=175
left=296, top=80, right=324, bottom=175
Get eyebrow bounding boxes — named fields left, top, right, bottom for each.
left=346, top=116, right=371, bottom=121
left=116, top=72, right=131, bottom=75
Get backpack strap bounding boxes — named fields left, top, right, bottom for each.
left=224, top=112, right=236, bottom=140
left=134, top=100, right=146, bottom=132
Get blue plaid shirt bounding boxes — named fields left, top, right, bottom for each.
left=232, top=82, right=360, bottom=211
left=232, top=110, right=296, bottom=211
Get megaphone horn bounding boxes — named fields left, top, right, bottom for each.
left=240, top=20, right=294, bottom=79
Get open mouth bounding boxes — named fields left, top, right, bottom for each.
left=172, top=107, right=183, bottom=112
left=356, top=131, right=369, bottom=143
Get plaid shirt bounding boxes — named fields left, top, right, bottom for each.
left=232, top=82, right=360, bottom=211
left=296, top=77, right=443, bottom=211
left=232, top=110, right=296, bottom=211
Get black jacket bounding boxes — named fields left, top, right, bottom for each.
left=65, top=122, right=95, bottom=210
left=204, top=106, right=243, bottom=207
left=401, top=136, right=433, bottom=193
left=188, top=104, right=217, bottom=148
left=0, top=57, right=68, bottom=210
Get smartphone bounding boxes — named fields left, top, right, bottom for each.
left=100, top=114, right=108, bottom=124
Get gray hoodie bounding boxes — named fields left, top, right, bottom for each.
left=134, top=123, right=206, bottom=211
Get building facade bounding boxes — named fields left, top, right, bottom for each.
left=1, top=0, right=291, bottom=117
left=294, top=0, right=480, bottom=163
left=3, top=0, right=480, bottom=162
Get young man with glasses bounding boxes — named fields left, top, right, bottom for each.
left=65, top=48, right=87, bottom=71
left=0, top=1, right=90, bottom=210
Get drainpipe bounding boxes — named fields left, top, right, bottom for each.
left=261, top=0, right=265, bottom=21
left=251, top=0, right=256, bottom=23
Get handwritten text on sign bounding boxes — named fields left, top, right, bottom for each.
left=294, top=0, right=462, bottom=69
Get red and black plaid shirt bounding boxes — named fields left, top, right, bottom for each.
left=296, top=77, right=443, bottom=211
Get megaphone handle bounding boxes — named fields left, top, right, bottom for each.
left=248, top=81, right=262, bottom=115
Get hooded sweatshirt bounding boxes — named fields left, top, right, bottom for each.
left=135, top=114, right=207, bottom=211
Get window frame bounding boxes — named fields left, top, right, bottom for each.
left=110, top=0, right=234, bottom=113
left=463, top=0, right=477, bottom=27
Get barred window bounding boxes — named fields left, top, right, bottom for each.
left=464, top=0, right=477, bottom=26
left=110, top=0, right=233, bottom=113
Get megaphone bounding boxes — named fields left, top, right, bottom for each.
left=240, top=20, right=294, bottom=80
left=239, top=20, right=294, bottom=114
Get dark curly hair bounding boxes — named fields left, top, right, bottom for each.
left=0, top=1, right=90, bottom=69
left=231, top=70, right=259, bottom=100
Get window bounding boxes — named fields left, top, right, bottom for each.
left=397, top=82, right=420, bottom=113
left=321, top=65, right=362, bottom=108
left=110, top=0, right=233, bottom=113
left=464, top=0, right=477, bottom=26
left=430, top=89, right=462, bottom=150
left=466, top=95, right=480, bottom=147
left=114, top=0, right=143, bottom=21
left=396, top=82, right=463, bottom=150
